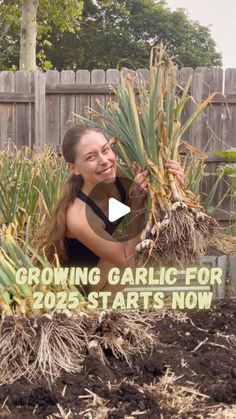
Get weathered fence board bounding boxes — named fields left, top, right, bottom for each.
left=179, top=67, right=194, bottom=142
left=106, top=68, right=120, bottom=107
left=0, top=71, right=15, bottom=145
left=195, top=67, right=224, bottom=152
left=106, top=69, right=120, bottom=86
left=46, top=70, right=60, bottom=147
left=35, top=71, right=46, bottom=150
left=15, top=71, right=32, bottom=147
left=196, top=68, right=225, bottom=214
left=91, top=69, right=106, bottom=115
left=189, top=72, right=204, bottom=149
left=223, top=69, right=236, bottom=150
left=76, top=70, right=91, bottom=120
left=30, top=72, right=35, bottom=147
left=60, top=70, right=76, bottom=144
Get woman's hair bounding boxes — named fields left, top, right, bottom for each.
left=40, top=124, right=104, bottom=265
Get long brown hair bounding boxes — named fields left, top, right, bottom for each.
left=40, top=124, right=104, bottom=265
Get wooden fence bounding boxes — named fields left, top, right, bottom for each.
left=0, top=67, right=235, bottom=224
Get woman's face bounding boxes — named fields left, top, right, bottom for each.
left=69, top=131, right=117, bottom=185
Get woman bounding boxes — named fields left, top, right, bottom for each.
left=42, top=125, right=184, bottom=296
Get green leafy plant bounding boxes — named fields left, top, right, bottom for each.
left=213, top=149, right=236, bottom=233
left=0, top=144, right=68, bottom=232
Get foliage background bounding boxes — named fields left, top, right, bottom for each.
left=0, top=0, right=222, bottom=71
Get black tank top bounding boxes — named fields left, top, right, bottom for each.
left=63, top=177, right=126, bottom=268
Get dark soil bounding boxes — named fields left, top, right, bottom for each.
left=1, top=299, right=236, bottom=419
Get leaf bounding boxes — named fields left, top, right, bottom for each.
left=213, top=149, right=236, bottom=160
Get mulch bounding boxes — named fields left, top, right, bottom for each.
left=0, top=298, right=236, bottom=419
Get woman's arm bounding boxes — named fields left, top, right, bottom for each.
left=66, top=203, right=144, bottom=269
left=94, top=209, right=146, bottom=296
left=66, top=196, right=147, bottom=264
left=66, top=169, right=148, bottom=267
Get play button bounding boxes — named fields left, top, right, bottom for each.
left=108, top=198, right=130, bottom=222
left=83, top=175, right=148, bottom=242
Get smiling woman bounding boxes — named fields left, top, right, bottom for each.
left=68, top=129, right=117, bottom=187
left=39, top=125, right=150, bottom=295
left=40, top=124, right=184, bottom=297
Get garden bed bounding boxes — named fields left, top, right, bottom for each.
left=0, top=298, right=236, bottom=419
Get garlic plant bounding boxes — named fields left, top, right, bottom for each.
left=75, top=45, right=218, bottom=268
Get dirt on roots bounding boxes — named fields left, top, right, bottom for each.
left=0, top=299, right=236, bottom=419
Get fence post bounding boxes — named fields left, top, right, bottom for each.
left=34, top=71, right=46, bottom=151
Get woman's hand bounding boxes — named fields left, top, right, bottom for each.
left=129, top=165, right=149, bottom=209
left=166, top=160, right=185, bottom=185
